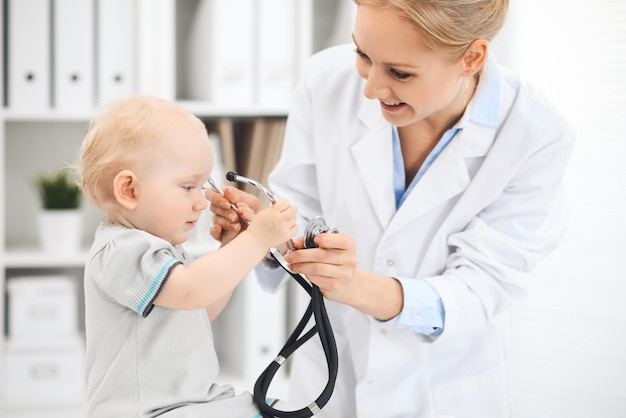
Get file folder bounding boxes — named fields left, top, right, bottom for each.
left=97, top=0, right=137, bottom=104
left=185, top=0, right=254, bottom=103
left=53, top=0, right=95, bottom=111
left=257, top=0, right=297, bottom=105
left=7, top=0, right=51, bottom=111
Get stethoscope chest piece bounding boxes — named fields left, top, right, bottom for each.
left=303, top=216, right=338, bottom=249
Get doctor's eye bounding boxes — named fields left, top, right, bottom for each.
left=389, top=68, right=412, bottom=80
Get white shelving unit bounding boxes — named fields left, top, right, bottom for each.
left=0, top=0, right=355, bottom=415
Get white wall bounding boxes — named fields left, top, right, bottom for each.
left=491, top=1, right=626, bottom=417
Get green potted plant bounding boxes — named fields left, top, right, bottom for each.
left=35, top=169, right=83, bottom=254
left=36, top=170, right=82, bottom=210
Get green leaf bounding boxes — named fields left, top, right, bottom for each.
left=35, top=170, right=82, bottom=210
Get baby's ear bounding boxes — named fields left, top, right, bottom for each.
left=113, top=169, right=138, bottom=210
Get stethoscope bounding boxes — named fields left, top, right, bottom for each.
left=209, top=172, right=338, bottom=417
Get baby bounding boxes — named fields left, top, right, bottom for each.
left=77, top=94, right=297, bottom=417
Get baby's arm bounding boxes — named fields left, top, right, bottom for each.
left=153, top=199, right=297, bottom=315
left=205, top=292, right=232, bottom=321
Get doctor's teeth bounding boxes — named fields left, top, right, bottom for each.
left=384, top=101, right=401, bottom=106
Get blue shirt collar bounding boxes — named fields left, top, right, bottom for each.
left=465, top=51, right=501, bottom=128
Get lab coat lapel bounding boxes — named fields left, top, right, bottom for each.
left=387, top=122, right=497, bottom=236
left=350, top=98, right=396, bottom=229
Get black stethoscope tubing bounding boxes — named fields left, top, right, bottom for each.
left=220, top=172, right=339, bottom=417
left=252, top=249, right=339, bottom=417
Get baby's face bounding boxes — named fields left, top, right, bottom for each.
left=130, top=123, right=213, bottom=245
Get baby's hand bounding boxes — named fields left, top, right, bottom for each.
left=247, top=199, right=298, bottom=249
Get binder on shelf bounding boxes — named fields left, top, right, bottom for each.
left=260, top=118, right=287, bottom=187
left=7, top=0, right=51, bottom=111
left=257, top=0, right=298, bottom=105
left=136, top=0, right=176, bottom=99
left=97, top=0, right=137, bottom=104
left=53, top=0, right=95, bottom=111
left=209, top=131, right=227, bottom=189
left=326, top=0, right=357, bottom=48
left=241, top=118, right=269, bottom=198
left=216, top=118, right=237, bottom=175
left=184, top=0, right=254, bottom=103
left=231, top=118, right=286, bottom=199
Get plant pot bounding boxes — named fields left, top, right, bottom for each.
left=38, top=209, right=83, bottom=254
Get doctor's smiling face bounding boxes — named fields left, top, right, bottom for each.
left=353, top=4, right=482, bottom=130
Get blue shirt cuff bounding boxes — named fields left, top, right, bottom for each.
left=384, top=278, right=445, bottom=337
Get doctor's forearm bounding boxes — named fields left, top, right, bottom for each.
left=350, top=269, right=404, bottom=321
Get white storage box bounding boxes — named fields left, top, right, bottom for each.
left=7, top=276, right=78, bottom=343
left=2, top=338, right=85, bottom=401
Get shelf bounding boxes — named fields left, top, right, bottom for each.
left=0, top=399, right=85, bottom=418
left=1, top=101, right=291, bottom=122
left=1, top=110, right=94, bottom=123
left=178, top=101, right=291, bottom=118
left=3, top=242, right=222, bottom=268
left=3, top=248, right=89, bottom=269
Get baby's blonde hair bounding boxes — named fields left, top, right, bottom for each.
left=354, top=0, right=508, bottom=61
left=77, top=95, right=207, bottom=213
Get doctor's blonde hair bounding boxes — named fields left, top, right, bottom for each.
left=353, top=0, right=508, bottom=61
left=77, top=95, right=208, bottom=213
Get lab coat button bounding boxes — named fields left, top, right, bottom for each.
left=414, top=315, right=422, bottom=323
left=386, top=259, right=394, bottom=266
left=380, top=329, right=388, bottom=335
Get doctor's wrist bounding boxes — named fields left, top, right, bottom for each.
left=350, top=270, right=404, bottom=322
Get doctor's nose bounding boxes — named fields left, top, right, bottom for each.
left=362, top=69, right=392, bottom=100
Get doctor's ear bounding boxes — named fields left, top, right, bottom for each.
left=462, top=39, right=488, bottom=77
left=113, top=169, right=139, bottom=210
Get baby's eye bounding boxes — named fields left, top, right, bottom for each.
left=182, top=185, right=194, bottom=192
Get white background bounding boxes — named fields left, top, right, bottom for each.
left=491, top=1, right=626, bottom=416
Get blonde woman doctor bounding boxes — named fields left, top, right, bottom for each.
left=208, top=0, right=575, bottom=417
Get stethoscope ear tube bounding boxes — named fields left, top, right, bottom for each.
left=253, top=251, right=339, bottom=417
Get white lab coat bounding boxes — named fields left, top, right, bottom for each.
left=258, top=44, right=575, bottom=418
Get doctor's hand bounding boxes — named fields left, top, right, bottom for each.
left=284, top=232, right=360, bottom=305
left=284, top=232, right=404, bottom=322
left=206, top=186, right=263, bottom=246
